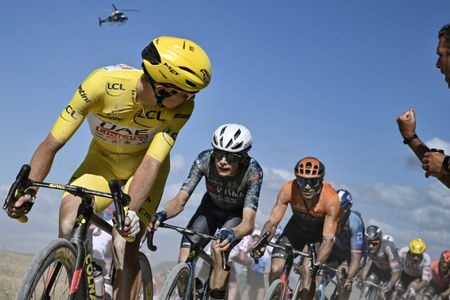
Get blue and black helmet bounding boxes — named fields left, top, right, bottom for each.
left=337, top=189, right=353, bottom=211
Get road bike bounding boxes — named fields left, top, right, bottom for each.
left=4, top=164, right=153, bottom=300
left=252, top=232, right=318, bottom=300
left=157, top=223, right=230, bottom=300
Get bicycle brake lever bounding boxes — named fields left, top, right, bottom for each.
left=146, top=231, right=157, bottom=252
left=4, top=164, right=33, bottom=223
left=108, top=179, right=125, bottom=231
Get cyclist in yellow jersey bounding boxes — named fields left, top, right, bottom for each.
left=6, top=36, right=212, bottom=299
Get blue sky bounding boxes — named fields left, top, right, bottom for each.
left=1, top=0, right=449, bottom=263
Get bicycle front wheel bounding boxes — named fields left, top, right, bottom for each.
left=264, top=278, right=284, bottom=300
left=16, top=238, right=83, bottom=300
left=137, top=252, right=153, bottom=300
left=159, top=262, right=191, bottom=300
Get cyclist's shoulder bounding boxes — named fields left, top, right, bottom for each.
left=87, top=64, right=141, bottom=79
left=320, top=181, right=339, bottom=203
left=246, top=157, right=263, bottom=175
left=349, top=211, right=365, bottom=228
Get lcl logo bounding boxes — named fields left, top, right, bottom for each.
left=106, top=82, right=126, bottom=96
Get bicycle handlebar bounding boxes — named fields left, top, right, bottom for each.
left=4, top=164, right=130, bottom=233
left=158, top=222, right=230, bottom=271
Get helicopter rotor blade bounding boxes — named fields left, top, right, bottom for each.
left=121, top=9, right=140, bottom=12
left=112, top=4, right=118, bottom=11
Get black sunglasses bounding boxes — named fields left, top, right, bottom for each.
left=296, top=177, right=322, bottom=188
left=212, top=149, right=244, bottom=164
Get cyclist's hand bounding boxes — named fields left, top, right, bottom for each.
left=406, top=288, right=416, bottom=298
left=343, top=278, right=353, bottom=291
left=122, top=209, right=140, bottom=239
left=149, top=211, right=167, bottom=231
left=216, top=228, right=236, bottom=252
left=309, top=261, right=320, bottom=276
left=7, top=190, right=35, bottom=220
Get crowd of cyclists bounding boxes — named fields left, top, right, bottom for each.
left=4, top=21, right=450, bottom=300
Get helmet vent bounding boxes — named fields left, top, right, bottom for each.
left=142, top=43, right=161, bottom=65
left=231, top=142, right=243, bottom=150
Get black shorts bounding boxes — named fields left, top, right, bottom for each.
left=367, top=263, right=391, bottom=284
left=180, top=195, right=242, bottom=250
left=397, top=271, right=420, bottom=290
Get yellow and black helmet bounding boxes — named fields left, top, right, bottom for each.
left=409, top=238, right=427, bottom=255
left=142, top=36, right=212, bottom=92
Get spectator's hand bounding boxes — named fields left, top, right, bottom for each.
left=422, top=151, right=447, bottom=177
left=148, top=211, right=167, bottom=231
left=216, top=228, right=236, bottom=252
left=397, top=108, right=417, bottom=138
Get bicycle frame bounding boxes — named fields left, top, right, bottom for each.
left=253, top=231, right=317, bottom=300
left=4, top=164, right=129, bottom=299
left=158, top=223, right=228, bottom=300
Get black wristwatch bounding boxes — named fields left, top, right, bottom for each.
left=442, top=156, right=450, bottom=173
left=403, top=134, right=418, bottom=145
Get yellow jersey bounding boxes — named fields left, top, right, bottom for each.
left=51, top=64, right=194, bottom=163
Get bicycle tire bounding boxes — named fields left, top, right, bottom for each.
left=137, top=252, right=153, bottom=300
left=15, top=238, right=85, bottom=300
left=264, top=279, right=284, bottom=300
left=159, top=262, right=191, bottom=300
left=365, top=286, right=379, bottom=300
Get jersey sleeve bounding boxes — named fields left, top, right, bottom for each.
left=145, top=100, right=194, bottom=162
left=421, top=253, right=432, bottom=282
left=243, top=161, right=263, bottom=211
left=180, top=150, right=209, bottom=195
left=385, top=243, right=401, bottom=272
left=50, top=69, right=103, bottom=143
left=349, top=212, right=365, bottom=253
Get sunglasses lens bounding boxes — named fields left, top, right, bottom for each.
left=296, top=177, right=321, bottom=187
left=212, top=150, right=241, bottom=163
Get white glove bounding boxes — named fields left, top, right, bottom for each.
left=127, top=210, right=140, bottom=238
left=407, top=288, right=416, bottom=297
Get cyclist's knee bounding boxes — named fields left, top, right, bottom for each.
left=209, top=288, right=226, bottom=300
left=270, top=260, right=285, bottom=278
left=59, top=196, right=80, bottom=238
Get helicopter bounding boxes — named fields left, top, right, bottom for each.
left=98, top=4, right=139, bottom=26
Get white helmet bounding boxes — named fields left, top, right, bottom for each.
left=211, top=123, right=253, bottom=153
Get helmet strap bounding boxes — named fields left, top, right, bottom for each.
left=142, top=63, right=169, bottom=107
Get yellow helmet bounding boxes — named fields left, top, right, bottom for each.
left=141, top=36, right=212, bottom=92
left=409, top=238, right=427, bottom=255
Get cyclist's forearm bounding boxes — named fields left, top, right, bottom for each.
left=347, top=253, right=362, bottom=280
left=163, top=191, right=190, bottom=218
left=128, top=155, right=160, bottom=211
left=29, top=134, right=64, bottom=191
left=389, top=270, right=400, bottom=287
left=317, top=238, right=333, bottom=264
left=232, top=207, right=255, bottom=239
left=260, top=220, right=277, bottom=240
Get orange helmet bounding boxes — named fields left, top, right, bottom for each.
left=441, top=250, right=450, bottom=263
left=294, top=157, right=325, bottom=179
left=409, top=238, right=427, bottom=255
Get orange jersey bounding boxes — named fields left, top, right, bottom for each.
left=269, top=179, right=340, bottom=240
